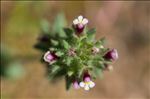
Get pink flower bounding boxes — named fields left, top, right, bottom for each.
left=73, top=15, right=88, bottom=34
left=103, top=49, right=118, bottom=61
left=43, top=51, right=57, bottom=64
left=79, top=72, right=95, bottom=91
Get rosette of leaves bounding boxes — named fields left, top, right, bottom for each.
left=35, top=14, right=118, bottom=90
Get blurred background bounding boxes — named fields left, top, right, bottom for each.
left=1, top=1, right=150, bottom=99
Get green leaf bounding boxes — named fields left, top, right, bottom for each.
left=62, top=40, right=70, bottom=49
left=87, top=60, right=93, bottom=66
left=99, top=61, right=105, bottom=69
left=55, top=51, right=64, bottom=56
left=100, top=37, right=106, bottom=45
left=78, top=67, right=84, bottom=78
left=51, top=65, right=60, bottom=73
left=65, top=76, right=72, bottom=90
left=89, top=66, right=103, bottom=79
left=63, top=28, right=73, bottom=37
left=52, top=13, right=67, bottom=38
left=95, top=37, right=106, bottom=47
left=95, top=67, right=103, bottom=78
left=67, top=71, right=74, bottom=76
left=95, top=41, right=101, bottom=47
left=66, top=57, right=73, bottom=66
left=48, top=68, right=65, bottom=80
left=49, top=48, right=57, bottom=51
left=51, top=39, right=59, bottom=46
left=80, top=35, right=87, bottom=42
left=40, top=19, right=50, bottom=33
left=87, top=28, right=96, bottom=34
left=87, top=28, right=96, bottom=42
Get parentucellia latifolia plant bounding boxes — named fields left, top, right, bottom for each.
left=35, top=14, right=118, bottom=91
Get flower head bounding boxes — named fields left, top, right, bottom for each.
left=73, top=15, right=88, bottom=34
left=43, top=51, right=58, bottom=64
left=79, top=72, right=95, bottom=91
left=79, top=78, right=95, bottom=91
left=103, top=49, right=118, bottom=61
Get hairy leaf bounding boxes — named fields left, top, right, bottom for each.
left=52, top=13, right=67, bottom=38
left=65, top=76, right=72, bottom=90
left=87, top=28, right=96, bottom=42
left=62, top=40, right=70, bottom=49
left=63, top=28, right=73, bottom=37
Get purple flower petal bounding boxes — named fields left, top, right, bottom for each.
left=73, top=24, right=84, bottom=34
left=43, top=51, right=58, bottom=63
left=83, top=72, right=91, bottom=82
left=103, top=49, right=118, bottom=61
left=73, top=81, right=80, bottom=89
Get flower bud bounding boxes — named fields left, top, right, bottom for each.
left=73, top=80, right=80, bottom=89
left=103, top=64, right=113, bottom=71
left=79, top=72, right=95, bottom=90
left=43, top=51, right=58, bottom=64
left=83, top=72, right=91, bottom=82
left=103, top=49, right=118, bottom=61
left=92, top=47, right=100, bottom=54
left=73, top=24, right=84, bottom=34
left=68, top=48, right=76, bottom=56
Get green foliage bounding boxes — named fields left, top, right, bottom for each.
left=51, top=39, right=59, bottom=46
left=41, top=19, right=50, bottom=34
left=62, top=40, right=70, bottom=49
left=95, top=37, right=106, bottom=47
left=35, top=14, right=113, bottom=90
left=55, top=51, right=64, bottom=57
left=63, top=28, right=73, bottom=37
left=65, top=76, right=73, bottom=90
left=87, top=28, right=96, bottom=42
left=52, top=13, right=67, bottom=38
